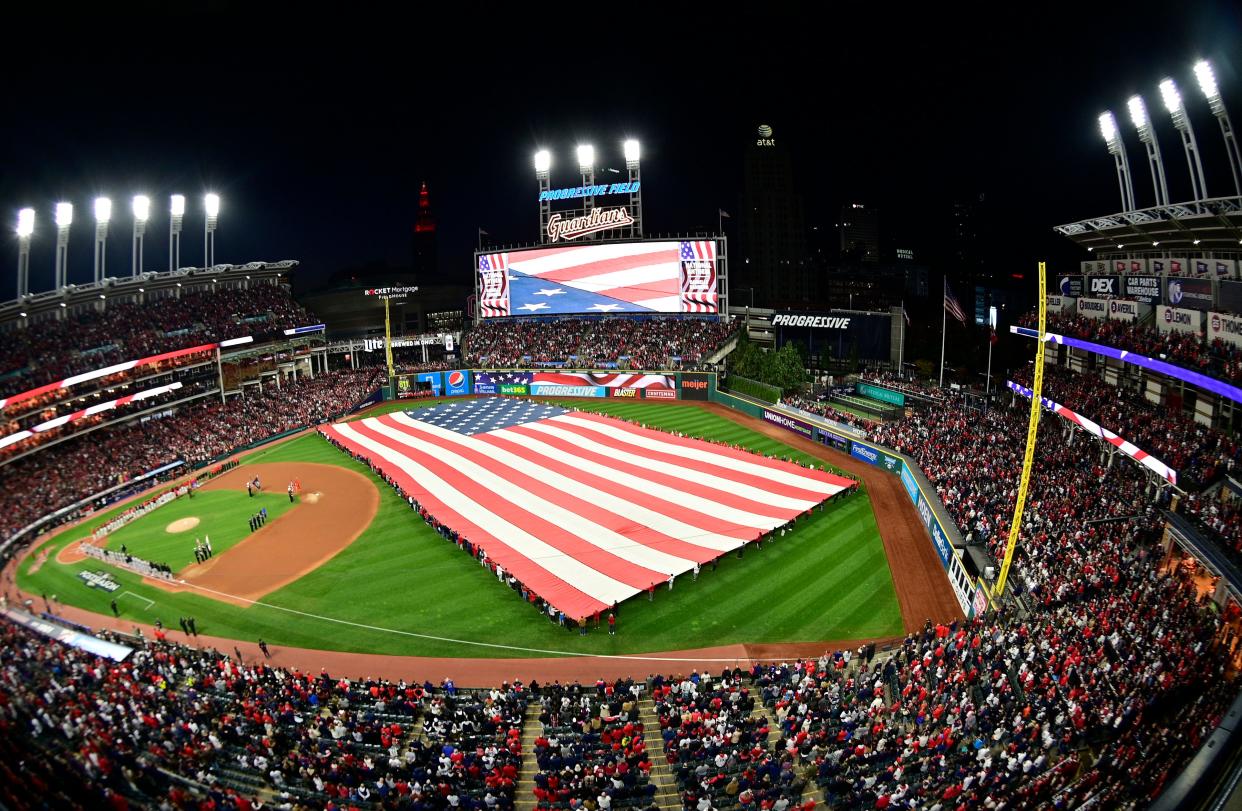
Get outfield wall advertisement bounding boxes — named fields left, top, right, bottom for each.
left=856, top=382, right=905, bottom=406
left=679, top=372, right=711, bottom=401
left=849, top=441, right=903, bottom=475
left=762, top=409, right=814, bottom=440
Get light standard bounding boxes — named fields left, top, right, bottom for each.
left=534, top=149, right=551, bottom=239
left=1127, top=95, right=1169, bottom=206
left=576, top=144, right=595, bottom=215
left=1159, top=78, right=1209, bottom=203
left=1098, top=111, right=1136, bottom=211
left=54, top=202, right=73, bottom=289
left=93, top=197, right=111, bottom=283
left=1194, top=59, right=1242, bottom=196
left=169, top=194, right=184, bottom=271
left=203, top=193, right=219, bottom=268
left=16, top=208, right=34, bottom=298
left=624, top=138, right=642, bottom=236
left=132, top=195, right=150, bottom=277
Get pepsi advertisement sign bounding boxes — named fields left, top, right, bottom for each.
left=444, top=370, right=470, bottom=396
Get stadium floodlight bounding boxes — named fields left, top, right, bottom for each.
left=1098, top=111, right=1136, bottom=211
left=623, top=138, right=643, bottom=236
left=1160, top=77, right=1209, bottom=202
left=93, top=197, right=112, bottom=283
left=576, top=144, right=594, bottom=170
left=534, top=149, right=551, bottom=175
left=204, top=193, right=220, bottom=268
left=132, top=195, right=150, bottom=277
left=1193, top=59, right=1241, bottom=196
left=169, top=194, right=185, bottom=271
left=1127, top=95, right=1169, bottom=206
left=16, top=208, right=34, bottom=298
left=623, top=139, right=640, bottom=164
left=54, top=202, right=73, bottom=290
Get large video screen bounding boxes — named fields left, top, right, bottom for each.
left=478, top=240, right=718, bottom=318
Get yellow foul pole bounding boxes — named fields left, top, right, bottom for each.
left=384, top=297, right=395, bottom=383
left=993, top=261, right=1047, bottom=598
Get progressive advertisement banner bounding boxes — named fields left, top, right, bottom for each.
left=1123, top=275, right=1161, bottom=304
left=1209, top=311, right=1242, bottom=349
left=1076, top=297, right=1108, bottom=319
left=680, top=372, right=711, bottom=401
left=1156, top=305, right=1202, bottom=334
left=762, top=409, right=814, bottom=440
left=529, top=383, right=606, bottom=397
left=1166, top=277, right=1214, bottom=311
left=856, top=382, right=905, bottom=406
left=772, top=311, right=893, bottom=361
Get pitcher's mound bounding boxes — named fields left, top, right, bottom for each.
left=303, top=492, right=323, bottom=504
left=166, top=517, right=201, bottom=533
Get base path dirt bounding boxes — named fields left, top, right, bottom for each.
left=165, top=462, right=379, bottom=605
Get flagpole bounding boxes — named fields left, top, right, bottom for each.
left=986, top=335, right=993, bottom=395
left=899, top=300, right=905, bottom=378
left=939, top=278, right=947, bottom=388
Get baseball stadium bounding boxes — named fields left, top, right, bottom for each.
left=6, top=50, right=1242, bottom=811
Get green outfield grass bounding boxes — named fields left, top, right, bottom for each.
left=102, top=490, right=294, bottom=571
left=17, top=398, right=903, bottom=658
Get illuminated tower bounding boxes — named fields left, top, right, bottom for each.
left=412, top=181, right=438, bottom=283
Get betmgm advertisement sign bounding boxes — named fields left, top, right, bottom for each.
left=771, top=311, right=892, bottom=361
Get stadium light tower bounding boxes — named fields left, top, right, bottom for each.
left=1159, top=78, right=1209, bottom=204
left=169, top=194, right=184, bottom=271
left=1194, top=59, right=1242, bottom=196
left=16, top=208, right=34, bottom=298
left=1099, top=111, right=1136, bottom=211
left=1127, top=95, right=1170, bottom=206
left=577, top=144, right=595, bottom=214
left=623, top=138, right=643, bottom=237
left=203, top=193, right=219, bottom=268
left=534, top=150, right=552, bottom=240
left=54, top=202, right=73, bottom=289
left=132, top=195, right=150, bottom=277
left=93, top=197, right=111, bottom=283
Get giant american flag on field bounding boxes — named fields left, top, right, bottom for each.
left=321, top=398, right=851, bottom=619
left=475, top=241, right=719, bottom=318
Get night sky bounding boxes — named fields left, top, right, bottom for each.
left=1, top=4, right=1239, bottom=301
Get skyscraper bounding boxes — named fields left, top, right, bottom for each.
left=740, top=124, right=808, bottom=306
left=839, top=203, right=879, bottom=263
left=412, top=181, right=438, bottom=283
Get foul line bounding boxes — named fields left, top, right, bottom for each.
left=120, top=590, right=155, bottom=610
left=175, top=579, right=754, bottom=662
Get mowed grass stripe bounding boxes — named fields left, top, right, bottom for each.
left=19, top=399, right=903, bottom=657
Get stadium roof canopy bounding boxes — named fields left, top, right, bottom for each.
left=1053, top=194, right=1242, bottom=254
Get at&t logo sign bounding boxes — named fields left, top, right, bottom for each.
left=756, top=124, right=775, bottom=147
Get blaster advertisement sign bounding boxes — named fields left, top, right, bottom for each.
left=680, top=372, right=711, bottom=401
left=1156, top=305, right=1201, bottom=334
left=1166, top=278, right=1214, bottom=311
left=444, top=370, right=470, bottom=396
left=762, top=409, right=814, bottom=440
left=473, top=371, right=531, bottom=395
left=1123, top=275, right=1161, bottom=304
left=1076, top=297, right=1108, bottom=320
left=1209, top=311, right=1242, bottom=349
left=611, top=387, right=640, bottom=398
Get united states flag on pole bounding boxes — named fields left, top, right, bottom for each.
left=321, top=399, right=851, bottom=619
left=944, top=280, right=968, bottom=325
left=478, top=253, right=511, bottom=317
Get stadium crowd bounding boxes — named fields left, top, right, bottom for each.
left=465, top=318, right=736, bottom=370
left=0, top=367, right=384, bottom=542
left=1010, top=364, right=1240, bottom=491
left=0, top=283, right=317, bottom=400
left=1017, top=311, right=1242, bottom=385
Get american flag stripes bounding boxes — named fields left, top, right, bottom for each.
left=478, top=253, right=511, bottom=318
left=679, top=241, right=718, bottom=314
left=321, top=399, right=851, bottom=619
left=944, top=280, right=968, bottom=325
